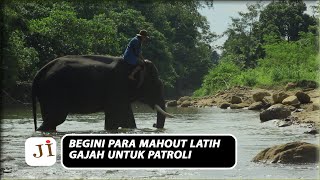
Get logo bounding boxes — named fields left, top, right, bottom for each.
left=25, top=137, right=56, bottom=166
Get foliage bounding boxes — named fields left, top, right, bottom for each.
left=193, top=60, right=241, bottom=96
left=194, top=1, right=319, bottom=96
left=2, top=1, right=215, bottom=97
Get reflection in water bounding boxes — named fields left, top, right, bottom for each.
left=0, top=104, right=319, bottom=179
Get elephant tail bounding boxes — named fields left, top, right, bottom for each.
left=32, top=80, right=37, bottom=131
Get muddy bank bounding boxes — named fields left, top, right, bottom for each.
left=167, top=86, right=320, bottom=129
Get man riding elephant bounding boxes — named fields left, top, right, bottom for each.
left=123, top=30, right=149, bottom=80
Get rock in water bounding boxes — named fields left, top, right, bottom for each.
left=252, top=141, right=319, bottom=163
left=295, top=91, right=311, bottom=104
left=219, top=103, right=231, bottom=109
left=166, top=100, right=177, bottom=107
left=248, top=101, right=265, bottom=110
left=180, top=101, right=191, bottom=107
left=178, top=96, right=191, bottom=102
left=252, top=92, right=271, bottom=102
left=230, top=104, right=246, bottom=109
left=260, top=104, right=291, bottom=122
left=304, top=129, right=319, bottom=135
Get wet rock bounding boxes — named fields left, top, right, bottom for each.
left=282, top=96, right=300, bottom=106
left=166, top=100, right=177, bottom=107
left=180, top=101, right=191, bottom=107
left=260, top=104, right=291, bottom=122
left=235, top=103, right=249, bottom=109
left=295, top=91, right=311, bottom=104
left=277, top=120, right=293, bottom=127
left=253, top=92, right=271, bottom=102
left=304, top=129, right=319, bottom=135
left=3, top=169, right=12, bottom=173
left=272, top=92, right=289, bottom=104
left=219, top=103, right=231, bottom=109
left=287, top=105, right=297, bottom=111
left=229, top=104, right=243, bottom=109
left=1, top=167, right=13, bottom=174
left=178, top=96, right=191, bottom=102
left=252, top=141, right=319, bottom=163
left=248, top=101, right=265, bottom=110
left=230, top=96, right=242, bottom=104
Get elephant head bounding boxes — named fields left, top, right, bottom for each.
left=129, top=60, right=173, bottom=128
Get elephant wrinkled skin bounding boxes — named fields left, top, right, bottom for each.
left=32, top=55, right=171, bottom=131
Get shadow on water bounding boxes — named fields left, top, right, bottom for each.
left=31, top=127, right=167, bottom=138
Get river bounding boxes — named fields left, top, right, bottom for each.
left=1, top=104, right=319, bottom=179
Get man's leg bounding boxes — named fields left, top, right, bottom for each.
left=128, top=65, right=142, bottom=80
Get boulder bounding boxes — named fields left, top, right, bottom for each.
left=282, top=96, right=300, bottom=106
left=230, top=95, right=242, bottom=104
left=285, top=82, right=297, bottom=91
left=313, top=104, right=320, bottom=111
left=272, top=92, right=289, bottom=104
left=295, top=91, right=311, bottom=104
left=166, top=100, right=177, bottom=107
left=219, top=103, right=231, bottom=109
left=230, top=103, right=247, bottom=109
left=304, top=129, right=319, bottom=135
left=180, top=101, right=191, bottom=107
left=260, top=104, right=291, bottom=122
left=276, top=120, right=293, bottom=127
left=252, top=141, right=319, bottom=163
left=178, top=96, right=191, bottom=102
left=297, top=80, right=319, bottom=89
left=248, top=101, right=265, bottom=110
left=252, top=91, right=271, bottom=102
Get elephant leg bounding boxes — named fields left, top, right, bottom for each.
left=121, top=105, right=136, bottom=128
left=104, top=102, right=135, bottom=130
left=37, top=103, right=68, bottom=131
left=104, top=111, right=119, bottom=130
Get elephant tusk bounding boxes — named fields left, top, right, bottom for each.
left=154, top=104, right=175, bottom=118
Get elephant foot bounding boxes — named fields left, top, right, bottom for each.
left=36, top=123, right=57, bottom=132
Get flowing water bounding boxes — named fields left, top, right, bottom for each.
left=1, top=104, right=319, bottom=179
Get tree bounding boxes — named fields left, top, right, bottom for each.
left=221, top=2, right=263, bottom=68
left=259, top=0, right=317, bottom=41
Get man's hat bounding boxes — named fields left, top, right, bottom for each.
left=137, top=30, right=149, bottom=39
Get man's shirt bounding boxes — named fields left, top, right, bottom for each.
left=123, top=36, right=141, bottom=65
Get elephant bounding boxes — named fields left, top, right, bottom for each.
left=32, top=55, right=173, bottom=131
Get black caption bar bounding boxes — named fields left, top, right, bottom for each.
left=61, top=134, right=236, bottom=169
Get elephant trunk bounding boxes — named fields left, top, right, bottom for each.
left=154, top=101, right=166, bottom=128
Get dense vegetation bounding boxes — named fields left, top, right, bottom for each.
left=1, top=1, right=215, bottom=97
left=1, top=0, right=319, bottom=100
left=194, top=0, right=319, bottom=96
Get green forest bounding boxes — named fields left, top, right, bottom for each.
left=1, top=0, right=319, bottom=99
left=194, top=1, right=319, bottom=96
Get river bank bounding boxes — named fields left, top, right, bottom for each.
left=2, top=82, right=319, bottom=130
left=167, top=85, right=320, bottom=130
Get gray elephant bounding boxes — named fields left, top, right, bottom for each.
left=32, top=55, right=173, bottom=131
